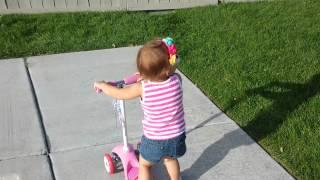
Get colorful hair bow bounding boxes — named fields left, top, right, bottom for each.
left=162, top=37, right=178, bottom=65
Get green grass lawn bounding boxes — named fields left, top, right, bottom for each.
left=1, top=0, right=319, bottom=179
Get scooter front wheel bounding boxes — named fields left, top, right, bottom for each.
left=104, top=153, right=115, bottom=175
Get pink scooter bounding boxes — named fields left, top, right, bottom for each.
left=96, top=74, right=140, bottom=180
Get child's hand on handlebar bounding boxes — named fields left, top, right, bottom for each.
left=94, top=81, right=119, bottom=93
left=94, top=81, right=105, bottom=93
left=94, top=72, right=141, bottom=94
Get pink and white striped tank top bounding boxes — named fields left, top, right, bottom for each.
left=141, top=73, right=185, bottom=140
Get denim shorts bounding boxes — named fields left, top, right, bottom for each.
left=139, top=133, right=186, bottom=164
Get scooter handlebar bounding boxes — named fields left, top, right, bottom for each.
left=95, top=80, right=123, bottom=93
left=123, top=73, right=140, bottom=85
left=95, top=73, right=140, bottom=93
left=95, top=88, right=102, bottom=93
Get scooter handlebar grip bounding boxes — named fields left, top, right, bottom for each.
left=123, top=73, right=140, bottom=85
left=95, top=88, right=102, bottom=93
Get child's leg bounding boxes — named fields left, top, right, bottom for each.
left=163, top=156, right=180, bottom=180
left=139, top=154, right=153, bottom=180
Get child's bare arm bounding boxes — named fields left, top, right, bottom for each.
left=94, top=81, right=142, bottom=100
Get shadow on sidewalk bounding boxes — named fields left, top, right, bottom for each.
left=182, top=73, right=320, bottom=179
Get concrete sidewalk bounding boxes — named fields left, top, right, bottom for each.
left=0, top=47, right=294, bottom=180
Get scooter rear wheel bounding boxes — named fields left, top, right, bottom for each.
left=104, top=153, right=115, bottom=175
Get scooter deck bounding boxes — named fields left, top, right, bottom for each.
left=112, top=144, right=139, bottom=180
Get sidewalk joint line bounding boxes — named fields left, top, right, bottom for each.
left=186, top=121, right=234, bottom=135
left=23, top=58, right=56, bottom=180
left=0, top=153, right=47, bottom=162
left=50, top=136, right=142, bottom=154
left=47, top=154, right=56, bottom=180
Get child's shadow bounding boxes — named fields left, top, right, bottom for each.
left=182, top=73, right=320, bottom=179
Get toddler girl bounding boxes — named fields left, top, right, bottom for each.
left=94, top=37, right=186, bottom=180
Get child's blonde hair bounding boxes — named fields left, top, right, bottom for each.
left=136, top=38, right=175, bottom=81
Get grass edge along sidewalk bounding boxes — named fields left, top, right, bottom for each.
left=1, top=0, right=320, bottom=179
